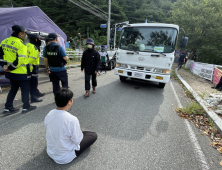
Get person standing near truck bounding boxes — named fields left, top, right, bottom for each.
left=81, top=38, right=100, bottom=97
left=98, top=45, right=109, bottom=74
left=178, top=51, right=186, bottom=70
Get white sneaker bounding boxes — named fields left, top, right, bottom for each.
left=98, top=71, right=101, bottom=75
left=103, top=71, right=106, bottom=74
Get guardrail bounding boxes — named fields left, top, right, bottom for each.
left=66, top=51, right=83, bottom=59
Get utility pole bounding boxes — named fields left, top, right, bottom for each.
left=107, top=0, right=111, bottom=50
left=9, top=0, right=13, bottom=7
left=114, top=24, right=117, bottom=50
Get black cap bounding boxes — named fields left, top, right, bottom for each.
left=101, top=45, right=105, bottom=47
left=28, top=34, right=40, bottom=40
left=48, top=33, right=60, bottom=40
left=45, top=38, right=50, bottom=43
left=12, top=25, right=28, bottom=34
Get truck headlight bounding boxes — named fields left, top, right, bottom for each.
left=116, top=63, right=121, bottom=67
left=163, top=69, right=172, bottom=74
left=153, top=69, right=163, bottom=73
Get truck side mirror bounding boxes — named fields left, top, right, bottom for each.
left=110, top=28, right=115, bottom=38
left=179, top=37, right=188, bottom=48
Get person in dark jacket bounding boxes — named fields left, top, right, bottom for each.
left=81, top=38, right=100, bottom=97
left=178, top=52, right=186, bottom=70
left=43, top=33, right=69, bottom=96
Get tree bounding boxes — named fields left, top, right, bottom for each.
left=169, top=0, right=222, bottom=64
left=10, top=0, right=175, bottom=46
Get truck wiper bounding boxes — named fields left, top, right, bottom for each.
left=142, top=50, right=166, bottom=56
left=127, top=49, right=139, bottom=54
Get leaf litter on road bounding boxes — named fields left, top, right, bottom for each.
left=175, top=105, right=222, bottom=165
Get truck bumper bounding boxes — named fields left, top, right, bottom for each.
left=114, top=67, right=170, bottom=84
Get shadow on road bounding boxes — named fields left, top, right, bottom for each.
left=1, top=78, right=166, bottom=169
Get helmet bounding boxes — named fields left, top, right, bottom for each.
left=86, top=38, right=95, bottom=45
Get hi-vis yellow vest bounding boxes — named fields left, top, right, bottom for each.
left=0, top=36, right=29, bottom=74
left=27, top=43, right=40, bottom=73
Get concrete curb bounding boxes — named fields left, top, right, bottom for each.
left=176, top=68, right=222, bottom=135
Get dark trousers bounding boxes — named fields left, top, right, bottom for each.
left=5, top=79, right=30, bottom=109
left=49, top=70, right=68, bottom=95
left=75, top=131, right=97, bottom=157
left=216, top=76, right=222, bottom=89
left=30, top=75, right=38, bottom=98
left=178, top=61, right=183, bottom=69
left=85, top=72, right=97, bottom=90
left=100, top=62, right=106, bottom=72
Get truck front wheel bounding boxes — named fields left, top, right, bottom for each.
left=159, top=83, right=165, bottom=89
left=120, top=76, right=127, bottom=82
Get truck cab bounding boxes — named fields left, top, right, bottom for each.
left=114, top=23, right=179, bottom=88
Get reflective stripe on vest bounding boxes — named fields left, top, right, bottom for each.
left=18, top=55, right=26, bottom=57
left=2, top=44, right=18, bottom=51
left=29, top=56, right=36, bottom=60
left=7, top=62, right=17, bottom=68
left=32, top=74, right=38, bottom=77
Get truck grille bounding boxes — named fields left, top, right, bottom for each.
left=137, top=67, right=144, bottom=70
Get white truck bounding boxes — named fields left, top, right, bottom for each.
left=114, top=23, right=187, bottom=88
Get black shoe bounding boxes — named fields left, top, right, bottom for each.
left=36, top=93, right=45, bottom=97
left=31, top=97, right=43, bottom=103
left=217, top=88, right=222, bottom=91
left=211, top=86, right=217, bottom=89
left=2, top=107, right=20, bottom=114
left=22, top=106, right=37, bottom=114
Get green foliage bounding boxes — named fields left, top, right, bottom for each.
left=178, top=102, right=204, bottom=115
left=3, top=0, right=172, bottom=47
left=169, top=0, right=222, bottom=64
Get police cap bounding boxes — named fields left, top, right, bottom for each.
left=45, top=38, right=50, bottom=44
left=48, top=33, right=60, bottom=40
left=29, top=34, right=40, bottom=40
left=12, top=25, right=30, bottom=34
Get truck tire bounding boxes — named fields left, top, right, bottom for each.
left=159, top=83, right=165, bottom=89
left=108, top=61, right=113, bottom=70
left=120, top=76, right=127, bottom=82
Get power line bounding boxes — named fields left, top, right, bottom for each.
left=70, top=0, right=106, bottom=20
left=83, top=0, right=107, bottom=15
left=76, top=0, right=107, bottom=18
left=69, top=0, right=107, bottom=20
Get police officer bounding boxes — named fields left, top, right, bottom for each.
left=81, top=38, right=100, bottom=97
left=27, top=34, right=45, bottom=102
left=43, top=33, right=69, bottom=95
left=0, top=25, right=36, bottom=114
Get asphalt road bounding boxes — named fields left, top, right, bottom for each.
left=0, top=68, right=221, bottom=170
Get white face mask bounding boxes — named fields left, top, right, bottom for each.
left=24, top=34, right=28, bottom=41
left=87, top=44, right=93, bottom=49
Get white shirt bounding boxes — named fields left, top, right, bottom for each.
left=99, top=51, right=108, bottom=62
left=44, top=109, right=83, bottom=164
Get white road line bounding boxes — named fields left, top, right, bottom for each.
left=170, top=81, right=210, bottom=170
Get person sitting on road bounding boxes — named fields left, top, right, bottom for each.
left=44, top=88, right=97, bottom=164
left=98, top=45, right=109, bottom=74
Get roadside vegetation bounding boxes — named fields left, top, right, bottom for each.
left=173, top=68, right=222, bottom=165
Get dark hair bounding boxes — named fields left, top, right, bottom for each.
left=55, top=88, right=73, bottom=107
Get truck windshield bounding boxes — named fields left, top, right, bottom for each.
left=119, top=27, right=178, bottom=53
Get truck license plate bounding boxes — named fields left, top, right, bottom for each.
left=135, top=72, right=142, bottom=78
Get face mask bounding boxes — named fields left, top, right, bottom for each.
left=36, top=39, right=42, bottom=47
left=24, top=34, right=28, bottom=41
left=87, top=44, right=93, bottom=49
